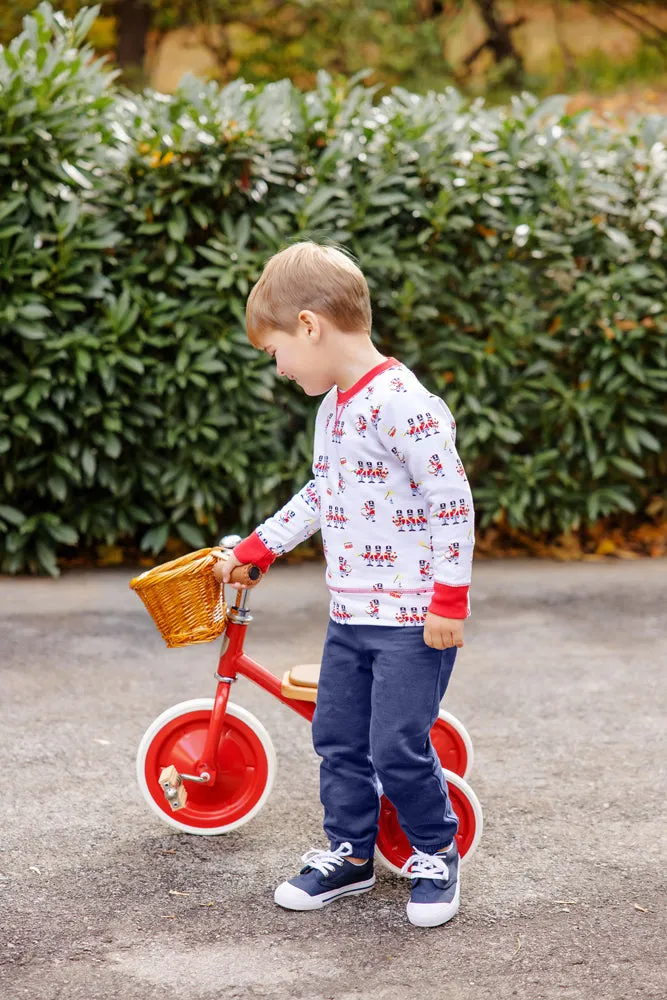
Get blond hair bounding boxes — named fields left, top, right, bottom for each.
left=245, top=242, right=372, bottom=344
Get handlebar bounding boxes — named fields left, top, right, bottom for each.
left=228, top=563, right=262, bottom=588
left=212, top=550, right=262, bottom=589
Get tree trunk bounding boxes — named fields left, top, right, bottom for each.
left=115, top=0, right=153, bottom=71
left=472, top=0, right=525, bottom=86
left=552, top=0, right=576, bottom=81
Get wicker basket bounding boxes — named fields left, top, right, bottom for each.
left=129, top=548, right=228, bottom=648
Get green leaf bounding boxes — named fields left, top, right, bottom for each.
left=35, top=539, right=60, bottom=577
left=54, top=454, right=77, bottom=477
left=168, top=207, right=188, bottom=243
left=3, top=384, right=25, bottom=403
left=610, top=456, right=645, bottom=478
left=0, top=505, right=25, bottom=526
left=194, top=357, right=226, bottom=374
left=18, top=303, right=51, bottom=320
left=46, top=523, right=79, bottom=546
left=197, top=246, right=227, bottom=267
left=302, top=186, right=341, bottom=221
left=613, top=493, right=636, bottom=514
left=105, top=435, right=122, bottom=458
left=73, top=4, right=101, bottom=43
left=635, top=428, right=661, bottom=452
left=620, top=356, right=646, bottom=383
left=176, top=522, right=207, bottom=549
left=3, top=48, right=18, bottom=71
left=622, top=426, right=641, bottom=456
left=14, top=322, right=47, bottom=340
left=48, top=475, right=68, bottom=502
left=140, top=524, right=170, bottom=553
left=0, top=196, right=25, bottom=222
left=120, top=355, right=145, bottom=375
left=190, top=204, right=210, bottom=229
left=31, top=270, right=50, bottom=288
left=370, top=191, right=408, bottom=208
left=604, top=227, right=633, bottom=252
left=28, top=188, right=49, bottom=217
left=494, top=425, right=522, bottom=444
left=82, top=449, right=97, bottom=477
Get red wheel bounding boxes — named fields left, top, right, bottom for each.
left=433, top=709, right=474, bottom=779
left=136, top=699, right=276, bottom=834
left=375, top=769, right=483, bottom=872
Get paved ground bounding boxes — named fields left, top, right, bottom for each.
left=1, top=558, right=666, bottom=1000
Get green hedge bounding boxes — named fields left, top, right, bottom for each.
left=1, top=4, right=666, bottom=574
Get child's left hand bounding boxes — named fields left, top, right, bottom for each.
left=424, top=612, right=464, bottom=650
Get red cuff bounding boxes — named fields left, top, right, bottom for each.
left=232, top=531, right=277, bottom=573
left=428, top=583, right=469, bottom=619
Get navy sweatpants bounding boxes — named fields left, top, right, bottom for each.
left=311, top=619, right=459, bottom=857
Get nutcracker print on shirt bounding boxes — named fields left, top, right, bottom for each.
left=243, top=358, right=474, bottom=626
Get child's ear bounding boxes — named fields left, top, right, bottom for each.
left=298, top=309, right=321, bottom=341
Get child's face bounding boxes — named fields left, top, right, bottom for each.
left=258, top=324, right=336, bottom=397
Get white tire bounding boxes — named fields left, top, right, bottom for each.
left=438, top=709, right=475, bottom=779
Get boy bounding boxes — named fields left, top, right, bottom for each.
left=218, top=242, right=474, bottom=928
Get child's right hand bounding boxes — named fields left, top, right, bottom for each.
left=212, top=550, right=247, bottom=590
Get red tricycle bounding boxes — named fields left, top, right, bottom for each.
left=132, top=536, right=483, bottom=873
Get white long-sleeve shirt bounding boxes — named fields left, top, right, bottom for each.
left=234, top=357, right=474, bottom=626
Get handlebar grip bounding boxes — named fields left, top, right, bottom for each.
left=228, top=563, right=262, bottom=587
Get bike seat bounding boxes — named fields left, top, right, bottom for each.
left=280, top=662, right=320, bottom=702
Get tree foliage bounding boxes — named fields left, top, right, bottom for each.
left=1, top=4, right=666, bottom=574
left=1, top=1, right=666, bottom=96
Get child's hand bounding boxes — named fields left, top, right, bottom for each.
left=424, top=612, right=464, bottom=650
left=212, top=550, right=247, bottom=590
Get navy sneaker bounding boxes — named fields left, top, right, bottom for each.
left=274, top=842, right=375, bottom=911
left=402, top=840, right=460, bottom=927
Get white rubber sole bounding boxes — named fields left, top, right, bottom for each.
left=406, top=881, right=460, bottom=927
left=274, top=874, right=376, bottom=911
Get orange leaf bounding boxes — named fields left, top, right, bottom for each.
left=596, top=539, right=616, bottom=556
left=96, top=544, right=124, bottom=566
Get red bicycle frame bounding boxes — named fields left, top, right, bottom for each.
left=195, top=590, right=315, bottom=783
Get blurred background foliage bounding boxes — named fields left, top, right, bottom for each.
left=1, top=4, right=665, bottom=575
left=0, top=1, right=666, bottom=107
left=0, top=4, right=667, bottom=574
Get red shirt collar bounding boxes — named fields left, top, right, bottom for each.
left=336, top=357, right=401, bottom=405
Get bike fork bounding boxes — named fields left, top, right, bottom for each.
left=160, top=596, right=250, bottom=809
left=200, top=609, right=250, bottom=774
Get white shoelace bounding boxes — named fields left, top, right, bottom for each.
left=300, top=841, right=354, bottom=875
left=400, top=847, right=450, bottom=881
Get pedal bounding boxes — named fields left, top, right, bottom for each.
left=159, top=765, right=187, bottom=811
